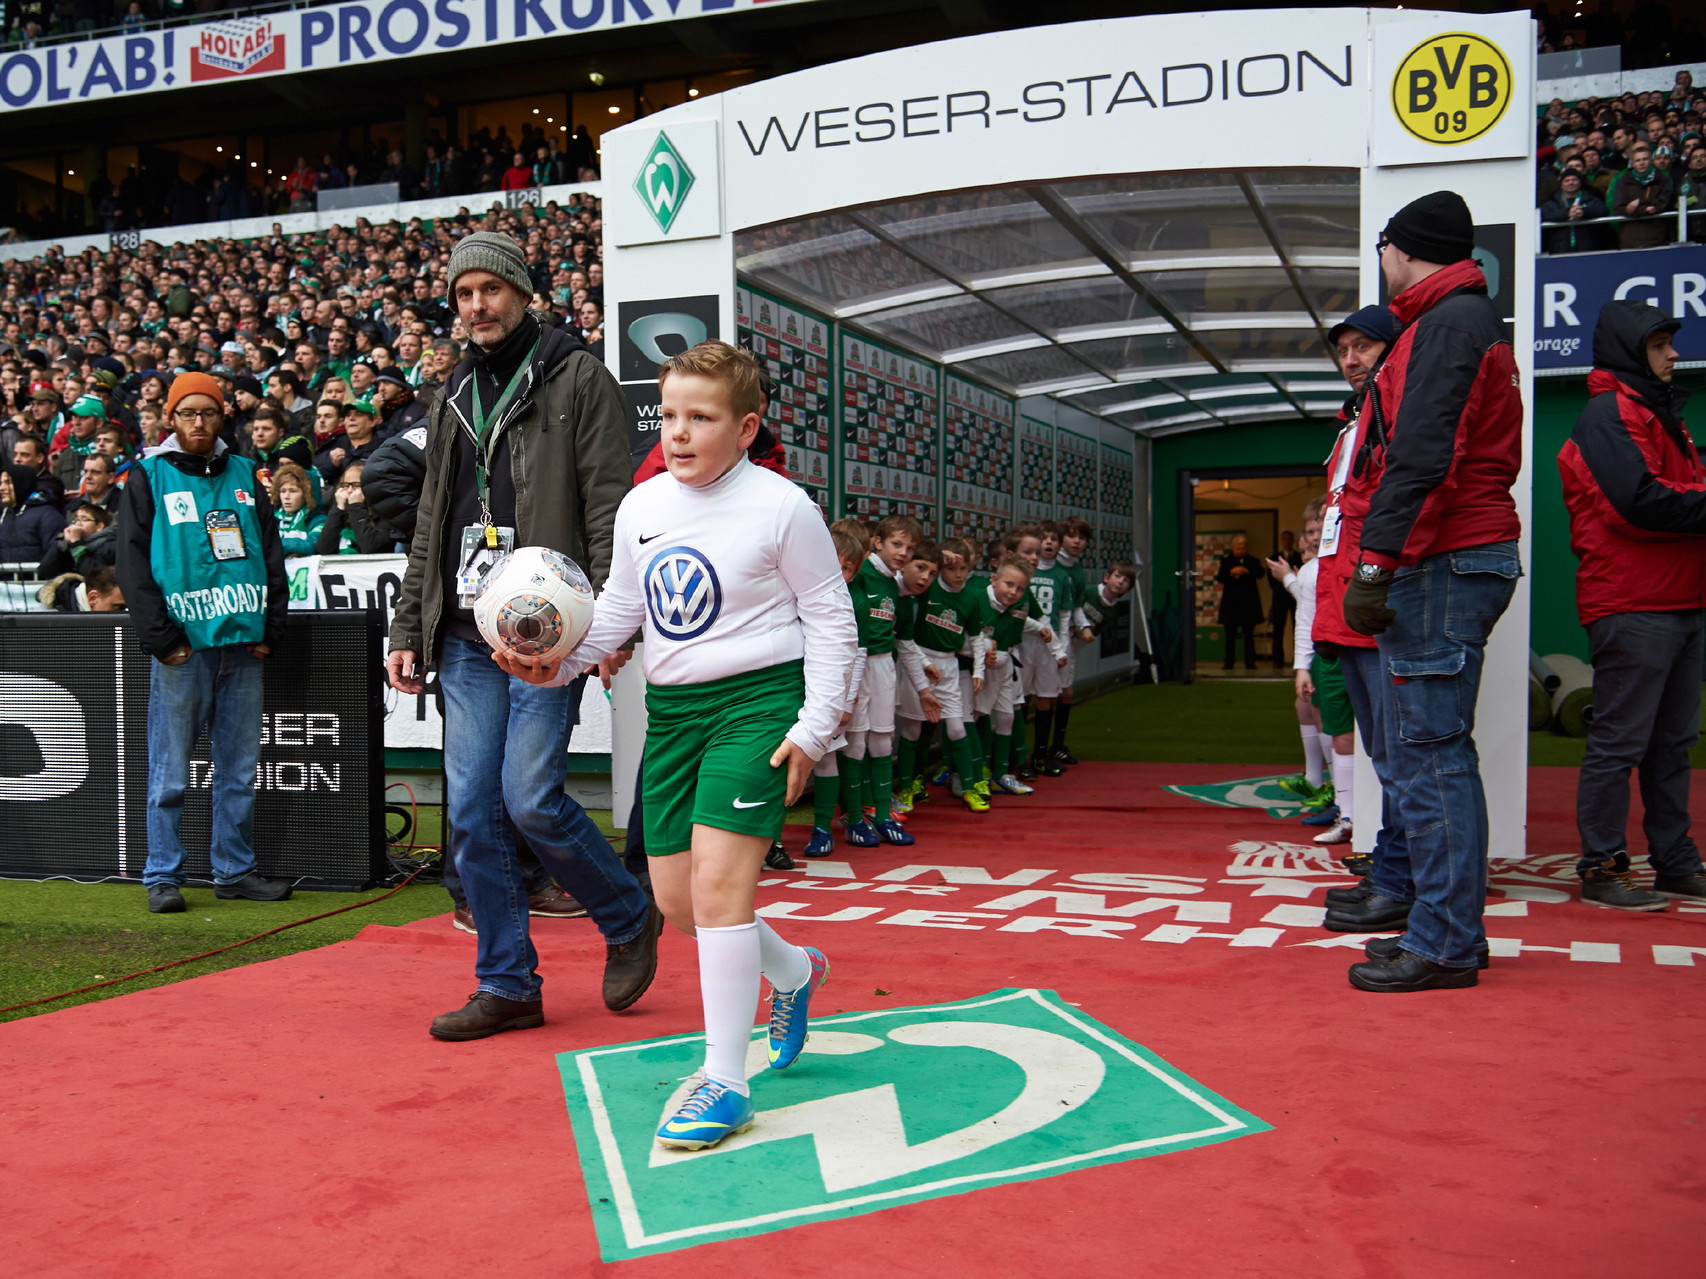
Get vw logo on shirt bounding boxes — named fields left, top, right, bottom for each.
left=645, top=547, right=722, bottom=640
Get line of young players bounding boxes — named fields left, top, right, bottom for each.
left=801, top=512, right=1138, bottom=857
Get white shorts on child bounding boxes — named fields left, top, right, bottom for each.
left=915, top=647, right=963, bottom=722
left=849, top=651, right=897, bottom=734
left=975, top=660, right=1022, bottom=718
left=1019, top=634, right=1064, bottom=699
left=896, top=669, right=923, bottom=721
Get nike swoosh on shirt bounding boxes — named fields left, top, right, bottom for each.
left=638, top=532, right=666, bottom=544
left=731, top=797, right=766, bottom=809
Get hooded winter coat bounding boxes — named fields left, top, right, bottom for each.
left=1557, top=299, right=1706, bottom=626
left=0, top=462, right=67, bottom=566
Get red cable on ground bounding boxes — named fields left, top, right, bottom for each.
left=0, top=867, right=432, bottom=1017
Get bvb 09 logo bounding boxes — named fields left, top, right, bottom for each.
left=1392, top=32, right=1511, bottom=144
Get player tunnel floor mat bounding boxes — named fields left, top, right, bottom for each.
left=557, top=987, right=1270, bottom=1262
left=3, top=764, right=1703, bottom=1277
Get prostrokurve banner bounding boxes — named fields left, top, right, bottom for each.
left=0, top=0, right=823, bottom=114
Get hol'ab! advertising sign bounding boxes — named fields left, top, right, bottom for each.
left=0, top=0, right=821, bottom=113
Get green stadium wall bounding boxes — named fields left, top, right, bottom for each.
left=1146, top=385, right=1590, bottom=663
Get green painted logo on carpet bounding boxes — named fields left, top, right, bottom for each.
left=1164, top=773, right=1318, bottom=818
left=557, top=987, right=1269, bottom=1260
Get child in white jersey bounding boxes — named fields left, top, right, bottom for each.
left=508, top=341, right=856, bottom=1150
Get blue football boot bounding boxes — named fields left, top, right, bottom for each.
left=767, top=947, right=829, bottom=1070
left=803, top=826, right=836, bottom=858
left=655, top=1077, right=756, bottom=1150
left=875, top=818, right=915, bottom=845
left=843, top=818, right=880, bottom=848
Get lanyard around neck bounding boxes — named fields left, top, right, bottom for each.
left=467, top=337, right=538, bottom=517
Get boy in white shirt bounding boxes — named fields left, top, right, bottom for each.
left=1266, top=495, right=1354, bottom=846
left=505, top=341, right=856, bottom=1149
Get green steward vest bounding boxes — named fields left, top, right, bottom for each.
left=139, top=452, right=271, bottom=650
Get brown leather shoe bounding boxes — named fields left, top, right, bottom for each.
left=603, top=903, right=664, bottom=1011
left=528, top=885, right=589, bottom=918
left=452, top=906, right=476, bottom=934
left=429, top=991, right=544, bottom=1041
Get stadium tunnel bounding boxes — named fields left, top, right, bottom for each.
left=602, top=6, right=1541, bottom=856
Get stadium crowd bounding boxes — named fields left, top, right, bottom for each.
left=1537, top=68, right=1706, bottom=251
left=0, top=193, right=606, bottom=591
left=9, top=124, right=601, bottom=242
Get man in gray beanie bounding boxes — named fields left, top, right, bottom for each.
left=389, top=229, right=663, bottom=1040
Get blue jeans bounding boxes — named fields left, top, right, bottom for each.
left=1336, top=643, right=1409, bottom=894
left=1377, top=542, right=1521, bottom=968
left=144, top=646, right=264, bottom=887
left=438, top=634, right=650, bottom=1001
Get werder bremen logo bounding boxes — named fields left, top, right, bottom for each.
left=633, top=132, right=695, bottom=234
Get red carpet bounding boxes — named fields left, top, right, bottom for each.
left=2, top=763, right=1701, bottom=1277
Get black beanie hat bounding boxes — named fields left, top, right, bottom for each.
left=1382, top=190, right=1475, bottom=265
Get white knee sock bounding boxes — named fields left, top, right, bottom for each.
left=1331, top=749, right=1354, bottom=825
left=813, top=754, right=838, bottom=778
left=899, top=718, right=922, bottom=742
left=1300, top=725, right=1324, bottom=785
left=697, top=921, right=760, bottom=1095
left=868, top=729, right=894, bottom=758
left=944, top=718, right=966, bottom=741
left=755, top=917, right=811, bottom=992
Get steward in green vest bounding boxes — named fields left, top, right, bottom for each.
left=116, top=372, right=291, bottom=915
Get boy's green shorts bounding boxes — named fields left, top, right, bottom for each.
left=1310, top=652, right=1354, bottom=737
left=642, top=659, right=805, bottom=856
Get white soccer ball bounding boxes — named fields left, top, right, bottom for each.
left=473, top=546, right=595, bottom=665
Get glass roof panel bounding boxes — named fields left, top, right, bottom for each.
left=1247, top=169, right=1360, bottom=257
left=1064, top=384, right=1181, bottom=412
left=1051, top=173, right=1270, bottom=265
left=860, top=190, right=1093, bottom=279
left=1298, top=267, right=1361, bottom=321
left=735, top=214, right=945, bottom=312
left=1068, top=333, right=1212, bottom=380
left=855, top=293, right=1034, bottom=359
left=1137, top=267, right=1304, bottom=317
left=956, top=343, right=1100, bottom=391
left=985, top=275, right=1160, bottom=337
left=1203, top=326, right=1333, bottom=366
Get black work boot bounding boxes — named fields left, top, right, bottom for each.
left=1323, top=893, right=1412, bottom=933
left=1366, top=934, right=1490, bottom=970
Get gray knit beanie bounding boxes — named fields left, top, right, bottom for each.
left=446, top=231, right=533, bottom=302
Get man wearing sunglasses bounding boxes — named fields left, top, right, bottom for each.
left=118, top=372, right=292, bottom=915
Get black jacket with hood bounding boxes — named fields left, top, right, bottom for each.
left=0, top=462, right=67, bottom=565
left=1557, top=299, right=1706, bottom=625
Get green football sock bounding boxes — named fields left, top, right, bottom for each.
left=839, top=755, right=865, bottom=824
left=950, top=731, right=981, bottom=786
left=869, top=755, right=894, bottom=821
left=813, top=770, right=838, bottom=830
left=896, top=734, right=918, bottom=790
left=976, top=718, right=994, bottom=778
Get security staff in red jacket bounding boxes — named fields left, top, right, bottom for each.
left=1336, top=191, right=1524, bottom=992
left=1558, top=301, right=1706, bottom=912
